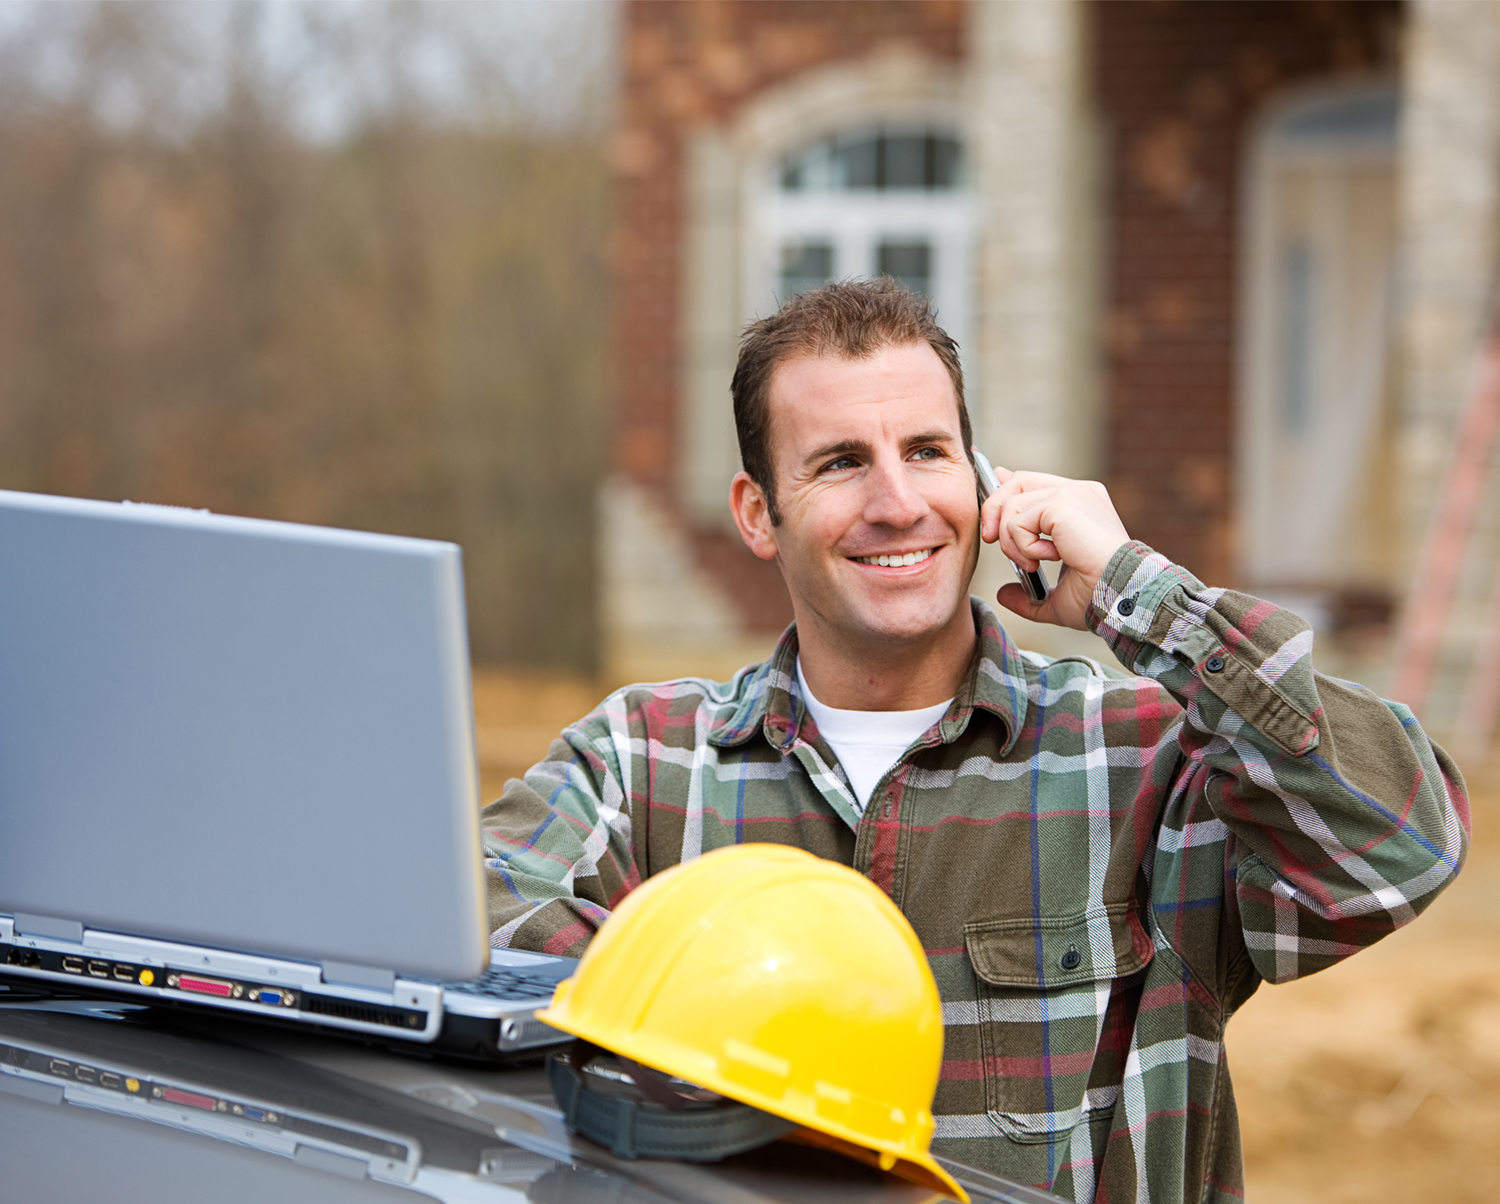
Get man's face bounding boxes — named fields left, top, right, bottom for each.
left=737, top=341, right=980, bottom=653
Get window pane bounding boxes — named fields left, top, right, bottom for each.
left=781, top=241, right=834, bottom=298
left=778, top=127, right=964, bottom=192
left=931, top=136, right=962, bottom=188
left=1279, top=241, right=1315, bottom=435
left=877, top=241, right=931, bottom=298
left=883, top=134, right=927, bottom=189
left=838, top=137, right=878, bottom=190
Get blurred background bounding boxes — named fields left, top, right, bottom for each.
left=0, top=0, right=613, bottom=671
left=4, top=1, right=1500, bottom=1200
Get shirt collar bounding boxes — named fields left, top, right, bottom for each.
left=708, top=597, right=1030, bottom=756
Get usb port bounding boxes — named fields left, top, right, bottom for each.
left=73, top=1065, right=96, bottom=1084
left=60, top=956, right=84, bottom=974
left=48, top=1059, right=70, bottom=1076
left=87, top=960, right=110, bottom=978
left=112, top=964, right=135, bottom=982
left=99, top=1072, right=122, bottom=1090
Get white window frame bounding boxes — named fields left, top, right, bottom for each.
left=743, top=130, right=975, bottom=362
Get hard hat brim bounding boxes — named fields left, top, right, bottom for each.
left=780, top=1126, right=969, bottom=1201
left=539, top=989, right=970, bottom=1202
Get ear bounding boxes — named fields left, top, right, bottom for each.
left=730, top=471, right=780, bottom=562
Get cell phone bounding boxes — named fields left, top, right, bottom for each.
left=973, top=449, right=1051, bottom=605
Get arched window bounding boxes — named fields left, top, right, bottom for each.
left=745, top=123, right=975, bottom=359
left=1238, top=82, right=1399, bottom=621
left=677, top=53, right=971, bottom=528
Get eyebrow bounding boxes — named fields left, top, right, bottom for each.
left=801, top=438, right=869, bottom=468
left=800, top=430, right=960, bottom=470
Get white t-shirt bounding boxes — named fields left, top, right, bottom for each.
left=796, top=657, right=953, bottom=815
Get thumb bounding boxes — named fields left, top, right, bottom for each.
left=996, top=581, right=1047, bottom=622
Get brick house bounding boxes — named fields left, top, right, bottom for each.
left=600, top=0, right=1500, bottom=726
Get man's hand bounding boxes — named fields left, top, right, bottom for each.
left=980, top=467, right=1131, bottom=630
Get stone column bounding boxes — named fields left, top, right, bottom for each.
left=969, top=0, right=1105, bottom=656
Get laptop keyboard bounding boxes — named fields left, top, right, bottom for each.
left=441, top=965, right=569, bottom=1002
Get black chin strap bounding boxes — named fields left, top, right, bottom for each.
left=548, top=1041, right=795, bottom=1162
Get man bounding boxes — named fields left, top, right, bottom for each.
left=480, top=280, right=1468, bottom=1203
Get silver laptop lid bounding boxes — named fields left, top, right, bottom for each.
left=0, top=489, right=487, bottom=982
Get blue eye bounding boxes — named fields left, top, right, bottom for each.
left=912, top=447, right=941, bottom=461
left=825, top=457, right=857, bottom=472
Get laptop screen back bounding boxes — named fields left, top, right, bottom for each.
left=0, top=490, right=487, bottom=982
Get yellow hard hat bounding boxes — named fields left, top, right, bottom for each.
left=537, top=844, right=967, bottom=1201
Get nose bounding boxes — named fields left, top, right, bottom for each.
left=860, top=453, right=931, bottom=529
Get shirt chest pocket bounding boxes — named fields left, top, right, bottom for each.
left=964, top=903, right=1151, bottom=1143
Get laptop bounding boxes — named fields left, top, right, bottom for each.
left=0, top=488, right=574, bottom=1060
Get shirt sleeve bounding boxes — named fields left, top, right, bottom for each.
left=1088, top=540, right=1471, bottom=987
left=477, top=697, right=642, bottom=958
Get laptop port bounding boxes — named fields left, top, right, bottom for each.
left=112, top=963, right=135, bottom=981
left=158, top=1086, right=219, bottom=1112
left=99, top=1072, right=122, bottom=1091
left=73, top=1065, right=96, bottom=1084
left=60, top=956, right=84, bottom=974
left=167, top=973, right=241, bottom=999
left=87, top=960, right=110, bottom=978
left=247, top=987, right=294, bottom=1007
left=6, top=948, right=40, bottom=968
left=48, top=1059, right=70, bottom=1076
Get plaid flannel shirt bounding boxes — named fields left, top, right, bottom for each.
left=480, top=541, right=1469, bottom=1203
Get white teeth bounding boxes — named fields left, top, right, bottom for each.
left=856, top=549, right=932, bottom=567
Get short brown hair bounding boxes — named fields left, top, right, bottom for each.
left=731, top=278, right=971, bottom=525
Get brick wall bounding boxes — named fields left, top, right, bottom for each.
left=613, top=0, right=965, bottom=633
left=613, top=0, right=1403, bottom=628
left=1091, top=0, right=1402, bottom=587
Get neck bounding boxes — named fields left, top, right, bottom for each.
left=794, top=604, right=976, bottom=711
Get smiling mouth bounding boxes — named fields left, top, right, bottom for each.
left=852, top=548, right=935, bottom=567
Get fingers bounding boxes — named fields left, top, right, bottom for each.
left=982, top=486, right=1059, bottom=570
left=979, top=467, right=1128, bottom=632
left=980, top=490, right=1004, bottom=544
left=1002, top=504, right=1058, bottom=570
left=980, top=467, right=1058, bottom=546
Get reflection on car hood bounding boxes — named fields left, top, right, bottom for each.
left=0, top=996, right=1062, bottom=1204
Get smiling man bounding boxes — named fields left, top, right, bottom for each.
left=479, top=280, right=1468, bottom=1203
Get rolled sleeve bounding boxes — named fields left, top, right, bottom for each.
left=1087, top=540, right=1471, bottom=983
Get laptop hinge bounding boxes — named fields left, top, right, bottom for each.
left=12, top=913, right=83, bottom=944
left=321, top=961, right=396, bottom=991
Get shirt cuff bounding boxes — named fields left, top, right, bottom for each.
left=1085, top=540, right=1321, bottom=757
left=1086, top=540, right=1198, bottom=645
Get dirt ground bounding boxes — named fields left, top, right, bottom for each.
left=472, top=668, right=1500, bottom=1203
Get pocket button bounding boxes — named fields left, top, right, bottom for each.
left=1060, top=947, right=1081, bottom=971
